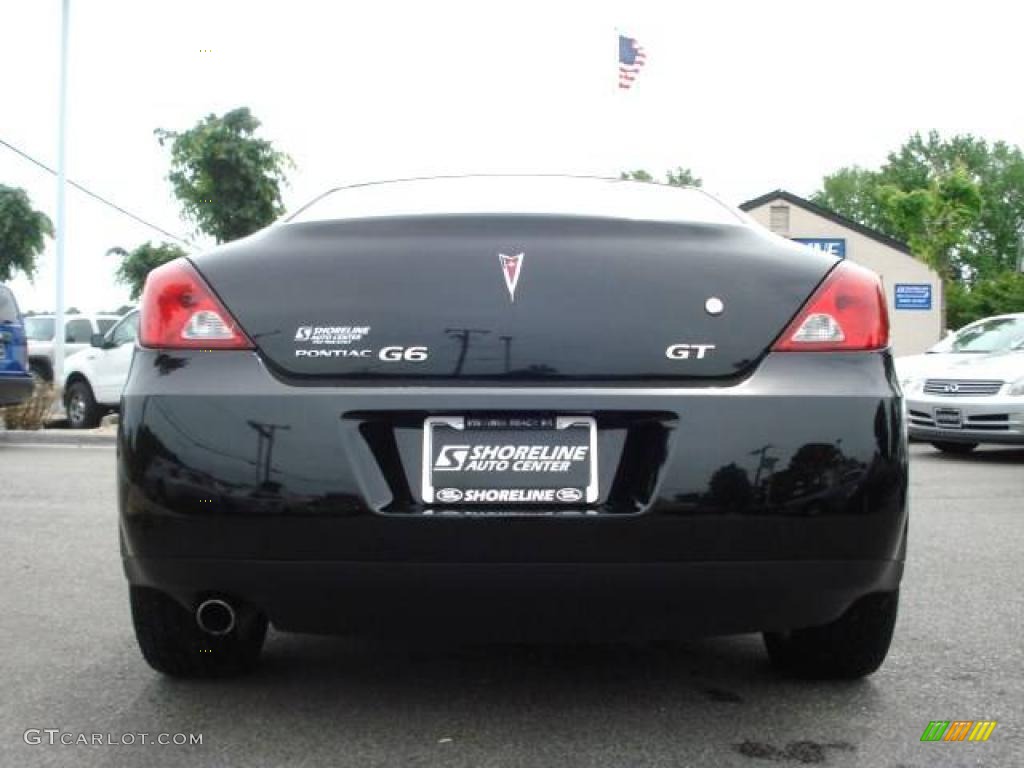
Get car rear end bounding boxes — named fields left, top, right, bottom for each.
left=117, top=177, right=907, bottom=677
left=0, top=285, right=34, bottom=406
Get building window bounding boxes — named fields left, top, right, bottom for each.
left=769, top=205, right=790, bottom=234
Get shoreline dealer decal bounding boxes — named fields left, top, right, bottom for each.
left=294, top=325, right=370, bottom=345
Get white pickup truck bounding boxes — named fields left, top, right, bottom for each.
left=25, top=313, right=122, bottom=382
left=62, top=310, right=139, bottom=428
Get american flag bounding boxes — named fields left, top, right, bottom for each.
left=618, top=34, right=646, bottom=90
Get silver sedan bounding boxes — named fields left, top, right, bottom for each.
left=905, top=347, right=1024, bottom=453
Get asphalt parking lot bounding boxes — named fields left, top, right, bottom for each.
left=1, top=441, right=1021, bottom=767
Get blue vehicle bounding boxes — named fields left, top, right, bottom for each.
left=0, top=284, right=34, bottom=407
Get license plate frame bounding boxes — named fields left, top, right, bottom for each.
left=934, top=407, right=963, bottom=429
left=421, top=415, right=598, bottom=505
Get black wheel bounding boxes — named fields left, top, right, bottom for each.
left=931, top=441, right=978, bottom=455
left=764, top=591, right=898, bottom=679
left=130, top=587, right=267, bottom=678
left=65, top=380, right=101, bottom=429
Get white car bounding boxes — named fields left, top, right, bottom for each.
left=62, top=310, right=139, bottom=428
left=904, top=328, right=1024, bottom=453
left=25, top=312, right=122, bottom=382
left=895, top=312, right=1024, bottom=388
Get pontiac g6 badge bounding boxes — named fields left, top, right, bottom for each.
left=499, top=252, right=524, bottom=302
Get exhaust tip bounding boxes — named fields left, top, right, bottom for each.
left=196, top=598, right=236, bottom=636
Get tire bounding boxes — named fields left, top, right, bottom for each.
left=65, top=380, right=101, bottom=429
left=931, top=441, right=978, bottom=455
left=764, top=591, right=898, bottom=679
left=130, top=587, right=267, bottom=678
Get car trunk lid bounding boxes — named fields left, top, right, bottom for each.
left=192, top=216, right=837, bottom=382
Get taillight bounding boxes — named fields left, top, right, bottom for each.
left=772, top=260, right=889, bottom=352
left=139, top=258, right=253, bottom=350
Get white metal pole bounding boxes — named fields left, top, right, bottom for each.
left=53, top=0, right=70, bottom=390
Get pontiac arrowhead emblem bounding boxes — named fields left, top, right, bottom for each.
left=499, top=252, right=524, bottom=302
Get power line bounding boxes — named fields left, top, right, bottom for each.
left=0, top=136, right=193, bottom=247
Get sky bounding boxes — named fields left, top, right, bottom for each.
left=2, top=0, right=1022, bottom=312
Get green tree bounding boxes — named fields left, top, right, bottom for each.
left=664, top=166, right=702, bottom=187
left=620, top=167, right=702, bottom=187
left=108, top=242, right=187, bottom=300
left=813, top=132, right=1024, bottom=280
left=946, top=272, right=1024, bottom=329
left=875, top=167, right=982, bottom=280
left=0, top=185, right=53, bottom=281
left=883, top=133, right=1024, bottom=279
left=620, top=169, right=655, bottom=182
left=812, top=166, right=888, bottom=233
left=156, top=107, right=292, bottom=243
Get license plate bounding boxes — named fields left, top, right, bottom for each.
left=422, top=415, right=598, bottom=505
left=934, top=407, right=963, bottom=428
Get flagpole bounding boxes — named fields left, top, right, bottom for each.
left=54, top=0, right=70, bottom=390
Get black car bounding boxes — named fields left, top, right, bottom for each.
left=119, top=176, right=907, bottom=679
left=0, top=284, right=34, bottom=407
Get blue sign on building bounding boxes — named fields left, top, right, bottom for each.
left=792, top=238, right=846, bottom=259
left=894, top=283, right=932, bottom=310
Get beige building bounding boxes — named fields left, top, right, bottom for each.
left=741, top=190, right=943, bottom=356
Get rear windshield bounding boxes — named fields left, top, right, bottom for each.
left=24, top=316, right=55, bottom=341
left=0, top=287, right=19, bottom=323
left=289, top=176, right=743, bottom=226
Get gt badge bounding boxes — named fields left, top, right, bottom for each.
left=499, top=252, right=524, bottom=302
left=666, top=343, right=716, bottom=360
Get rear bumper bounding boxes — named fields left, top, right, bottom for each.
left=119, top=349, right=908, bottom=635
left=124, top=558, right=904, bottom=637
left=0, top=372, right=34, bottom=406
